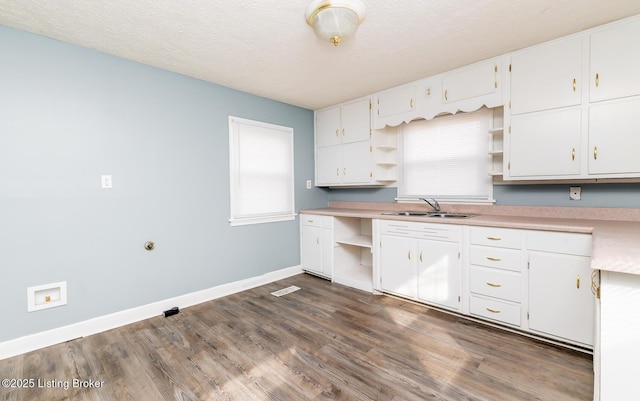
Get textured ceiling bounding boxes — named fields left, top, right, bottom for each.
left=1, top=0, right=640, bottom=110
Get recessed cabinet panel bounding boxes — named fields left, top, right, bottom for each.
left=509, top=108, right=582, bottom=177
left=510, top=35, right=583, bottom=115
left=417, top=239, right=460, bottom=311
left=341, top=141, right=372, bottom=184
left=376, top=85, right=417, bottom=120
left=316, top=145, right=341, bottom=185
left=316, top=107, right=341, bottom=147
left=590, top=18, right=640, bottom=103
left=341, top=98, right=371, bottom=144
left=528, top=252, right=594, bottom=346
left=588, top=97, right=640, bottom=175
left=379, top=234, right=417, bottom=298
left=442, top=59, right=499, bottom=105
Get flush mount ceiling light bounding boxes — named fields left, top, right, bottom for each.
left=305, top=0, right=366, bottom=47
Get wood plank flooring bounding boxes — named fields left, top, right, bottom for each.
left=0, top=273, right=593, bottom=401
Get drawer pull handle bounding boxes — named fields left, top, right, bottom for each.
left=419, top=251, right=423, bottom=262
left=486, top=282, right=502, bottom=287
left=572, top=78, right=577, bottom=92
left=577, top=274, right=580, bottom=289
left=486, top=257, right=501, bottom=262
left=307, top=220, right=314, bottom=223
left=487, top=236, right=501, bottom=241
left=486, top=308, right=501, bottom=314
left=408, top=250, right=411, bottom=260
left=316, top=237, right=320, bottom=245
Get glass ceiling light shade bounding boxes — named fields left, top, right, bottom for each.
left=305, top=0, right=366, bottom=46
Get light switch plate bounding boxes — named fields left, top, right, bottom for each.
left=306, top=180, right=312, bottom=189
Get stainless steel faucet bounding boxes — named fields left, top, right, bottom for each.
left=419, top=197, right=440, bottom=212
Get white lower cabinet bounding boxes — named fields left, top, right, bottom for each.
left=527, top=231, right=594, bottom=346
left=300, top=214, right=333, bottom=278
left=377, top=220, right=462, bottom=312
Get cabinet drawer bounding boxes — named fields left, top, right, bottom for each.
left=469, top=266, right=521, bottom=302
left=470, top=296, right=521, bottom=326
left=300, top=214, right=325, bottom=228
left=469, top=246, right=522, bottom=272
left=527, top=231, right=592, bottom=256
left=469, top=227, right=523, bottom=249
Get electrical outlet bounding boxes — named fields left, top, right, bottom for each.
left=570, top=186, right=581, bottom=200
left=306, top=180, right=312, bottom=189
left=101, top=175, right=113, bottom=189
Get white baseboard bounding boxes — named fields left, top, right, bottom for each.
left=0, top=265, right=303, bottom=360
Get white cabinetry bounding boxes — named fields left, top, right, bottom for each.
left=373, top=84, right=418, bottom=128
left=588, top=18, right=640, bottom=177
left=315, top=98, right=373, bottom=186
left=505, top=15, right=640, bottom=181
left=441, top=58, right=502, bottom=113
left=527, top=231, right=594, bottom=346
left=506, top=35, right=583, bottom=180
left=300, top=214, right=333, bottom=279
left=598, top=271, right=640, bottom=401
left=468, top=227, right=525, bottom=327
left=333, top=217, right=373, bottom=292
left=377, top=220, right=462, bottom=312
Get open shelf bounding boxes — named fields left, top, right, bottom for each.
left=336, top=234, right=372, bottom=248
left=333, top=264, right=373, bottom=293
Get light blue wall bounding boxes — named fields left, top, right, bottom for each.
left=0, top=25, right=326, bottom=342
left=327, top=184, right=640, bottom=208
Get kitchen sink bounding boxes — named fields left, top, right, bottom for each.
left=381, top=211, right=429, bottom=216
left=381, top=211, right=475, bottom=218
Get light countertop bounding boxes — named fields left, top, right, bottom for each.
left=299, top=204, right=640, bottom=276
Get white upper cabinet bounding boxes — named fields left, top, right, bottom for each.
left=341, top=98, right=372, bottom=144
left=441, top=58, right=502, bottom=112
left=315, top=97, right=374, bottom=186
left=509, top=108, right=582, bottom=178
left=590, top=18, right=640, bottom=103
left=315, top=106, right=341, bottom=148
left=374, top=84, right=418, bottom=128
left=510, top=35, right=583, bottom=115
left=588, top=97, right=640, bottom=176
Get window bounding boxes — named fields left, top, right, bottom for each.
left=398, top=108, right=493, bottom=203
left=229, top=116, right=295, bottom=226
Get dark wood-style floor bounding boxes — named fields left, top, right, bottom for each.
left=0, top=273, right=593, bottom=401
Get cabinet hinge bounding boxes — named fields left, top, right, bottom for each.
left=509, top=101, right=511, bottom=109
left=370, top=145, right=372, bottom=152
left=527, top=312, right=529, bottom=320
left=597, top=287, right=601, bottom=299
left=369, top=129, right=372, bottom=138
left=369, top=100, right=372, bottom=110
left=527, top=261, right=530, bottom=269
left=370, top=172, right=373, bottom=178
left=458, top=296, right=461, bottom=303
left=508, top=126, right=511, bottom=134
left=458, top=251, right=461, bottom=259
left=508, top=161, right=511, bottom=170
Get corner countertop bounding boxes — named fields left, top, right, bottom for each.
left=299, top=203, right=640, bottom=276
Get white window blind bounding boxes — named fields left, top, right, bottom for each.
left=398, top=108, right=493, bottom=202
left=229, top=116, right=295, bottom=226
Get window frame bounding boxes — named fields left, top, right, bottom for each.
left=396, top=108, right=494, bottom=204
left=228, top=116, right=296, bottom=226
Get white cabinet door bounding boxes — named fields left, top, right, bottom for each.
left=588, top=97, right=640, bottom=176
left=509, top=107, right=582, bottom=177
left=301, top=225, right=323, bottom=274
left=417, top=239, right=461, bottom=311
left=341, top=141, right=371, bottom=184
left=590, top=18, right=640, bottom=103
left=315, top=145, right=341, bottom=185
left=379, top=234, right=417, bottom=299
left=316, top=107, right=341, bottom=147
left=374, top=84, right=417, bottom=127
left=341, top=98, right=371, bottom=144
left=442, top=59, right=500, bottom=106
left=510, top=35, right=583, bottom=115
left=529, top=252, right=594, bottom=346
